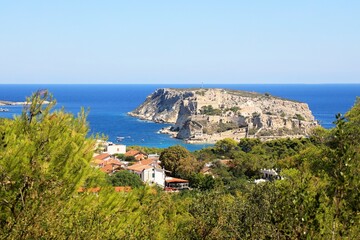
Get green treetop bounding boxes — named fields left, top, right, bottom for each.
left=0, top=91, right=95, bottom=238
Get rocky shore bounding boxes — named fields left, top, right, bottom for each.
left=130, top=88, right=318, bottom=144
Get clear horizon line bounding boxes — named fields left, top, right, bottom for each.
left=0, top=82, right=359, bottom=85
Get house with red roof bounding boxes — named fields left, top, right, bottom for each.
left=91, top=153, right=123, bottom=174
left=94, top=153, right=112, bottom=161
left=124, top=150, right=148, bottom=161
left=99, top=164, right=122, bottom=174
left=126, top=159, right=166, bottom=187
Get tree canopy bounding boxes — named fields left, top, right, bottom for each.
left=159, top=145, right=201, bottom=178
left=0, top=91, right=95, bottom=238
left=107, top=170, right=143, bottom=188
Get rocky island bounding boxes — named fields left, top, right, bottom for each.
left=129, top=88, right=318, bottom=143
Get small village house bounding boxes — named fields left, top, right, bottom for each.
left=95, top=140, right=126, bottom=155
left=126, top=158, right=166, bottom=187
left=91, top=153, right=123, bottom=174
left=93, top=153, right=112, bottom=161
left=125, top=149, right=148, bottom=161
left=107, top=143, right=126, bottom=155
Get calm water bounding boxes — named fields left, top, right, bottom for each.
left=0, top=84, right=359, bottom=151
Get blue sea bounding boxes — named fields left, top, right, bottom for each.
left=0, top=84, right=359, bottom=151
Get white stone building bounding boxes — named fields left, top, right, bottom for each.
left=127, top=160, right=166, bottom=187
left=107, top=144, right=126, bottom=155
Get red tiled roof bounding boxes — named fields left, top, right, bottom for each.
left=127, top=164, right=153, bottom=172
left=100, top=164, right=121, bottom=173
left=105, top=159, right=122, bottom=165
left=139, top=158, right=156, bottom=166
left=91, top=159, right=105, bottom=165
left=94, top=153, right=111, bottom=160
left=135, top=155, right=146, bottom=161
left=125, top=150, right=148, bottom=157
left=165, top=177, right=189, bottom=183
left=124, top=150, right=140, bottom=156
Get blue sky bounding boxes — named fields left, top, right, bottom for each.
left=0, top=1, right=359, bottom=84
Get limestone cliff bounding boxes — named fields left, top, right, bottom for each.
left=129, top=88, right=318, bottom=143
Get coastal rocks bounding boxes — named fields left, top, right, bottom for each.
left=129, top=88, right=318, bottom=143
left=128, top=88, right=193, bottom=123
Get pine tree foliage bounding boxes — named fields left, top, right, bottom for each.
left=0, top=91, right=95, bottom=238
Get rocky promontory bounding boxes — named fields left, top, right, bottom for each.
left=129, top=88, right=318, bottom=143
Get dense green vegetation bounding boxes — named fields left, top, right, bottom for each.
left=0, top=92, right=359, bottom=239
left=200, top=105, right=222, bottom=115
left=126, top=145, right=164, bottom=155
left=107, top=171, right=144, bottom=188
left=159, top=145, right=201, bottom=179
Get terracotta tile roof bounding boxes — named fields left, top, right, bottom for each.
left=124, top=150, right=141, bottom=156
left=100, top=164, right=121, bottom=173
left=94, top=153, right=111, bottom=160
left=125, top=150, right=148, bottom=157
left=165, top=177, right=189, bottom=183
left=127, top=164, right=153, bottom=172
left=91, top=159, right=105, bottom=165
left=139, top=158, right=156, bottom=166
left=135, top=155, right=146, bottom=161
left=105, top=159, right=122, bottom=165
left=99, top=167, right=111, bottom=174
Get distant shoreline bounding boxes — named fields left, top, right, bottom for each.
left=0, top=100, right=26, bottom=106
left=0, top=100, right=50, bottom=106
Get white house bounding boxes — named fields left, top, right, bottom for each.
left=141, top=167, right=166, bottom=187
left=127, top=162, right=166, bottom=187
left=152, top=167, right=166, bottom=187
left=107, top=144, right=126, bottom=155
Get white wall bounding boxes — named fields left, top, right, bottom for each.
left=153, top=168, right=165, bottom=187
left=107, top=144, right=126, bottom=155
left=140, top=167, right=165, bottom=187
